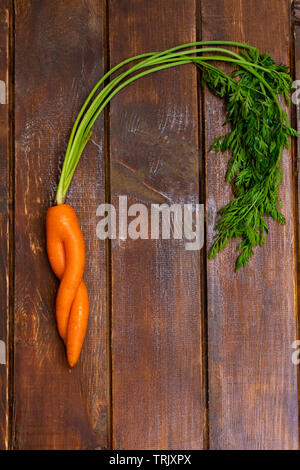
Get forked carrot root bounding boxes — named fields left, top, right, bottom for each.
left=46, top=204, right=89, bottom=367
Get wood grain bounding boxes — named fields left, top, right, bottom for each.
left=0, top=0, right=10, bottom=450
left=293, top=2, right=300, bottom=362
left=294, top=0, right=300, bottom=22
left=0, top=0, right=297, bottom=450
left=109, top=0, right=205, bottom=450
left=13, top=0, right=108, bottom=449
left=202, top=0, right=299, bottom=449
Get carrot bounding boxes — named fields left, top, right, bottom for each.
left=48, top=42, right=296, bottom=369
left=46, top=204, right=89, bottom=367
left=66, top=282, right=89, bottom=367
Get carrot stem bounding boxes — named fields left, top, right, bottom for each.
left=55, top=41, right=263, bottom=203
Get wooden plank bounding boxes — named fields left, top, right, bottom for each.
left=295, top=0, right=300, bottom=23
left=202, top=0, right=298, bottom=449
left=0, top=0, right=10, bottom=450
left=14, top=0, right=108, bottom=449
left=109, top=0, right=205, bottom=450
left=293, top=1, right=300, bottom=358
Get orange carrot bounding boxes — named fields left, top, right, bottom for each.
left=46, top=204, right=89, bottom=367
left=66, top=282, right=89, bottom=367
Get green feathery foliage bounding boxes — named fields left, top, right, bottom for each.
left=199, top=49, right=297, bottom=270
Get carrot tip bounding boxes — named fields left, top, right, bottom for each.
left=67, top=355, right=78, bottom=368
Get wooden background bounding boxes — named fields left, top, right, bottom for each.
left=0, top=0, right=299, bottom=450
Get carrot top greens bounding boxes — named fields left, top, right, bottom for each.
left=55, top=41, right=297, bottom=271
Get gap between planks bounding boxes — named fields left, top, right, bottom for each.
left=8, top=0, right=15, bottom=451
left=103, top=0, right=113, bottom=451
left=196, top=0, right=209, bottom=450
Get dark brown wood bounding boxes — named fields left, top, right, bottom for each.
left=0, top=0, right=10, bottom=450
left=294, top=2, right=300, bottom=366
left=1, top=0, right=298, bottom=450
left=109, top=0, right=205, bottom=450
left=13, top=0, right=108, bottom=449
left=202, top=0, right=299, bottom=449
left=294, top=0, right=300, bottom=21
